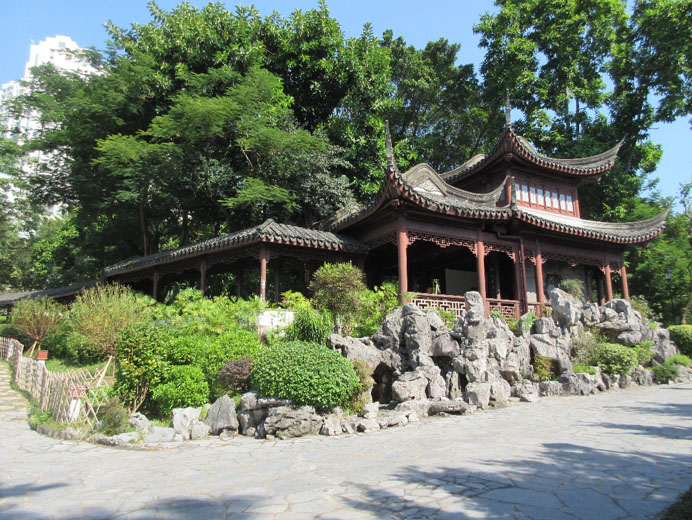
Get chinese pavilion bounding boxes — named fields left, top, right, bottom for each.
left=104, top=124, right=669, bottom=319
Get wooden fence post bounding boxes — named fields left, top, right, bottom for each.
left=13, top=345, right=23, bottom=385
left=39, top=366, right=49, bottom=410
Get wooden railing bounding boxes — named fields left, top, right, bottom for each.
left=408, top=293, right=545, bottom=320
left=409, top=292, right=466, bottom=318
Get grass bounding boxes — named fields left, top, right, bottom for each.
left=657, top=486, right=692, bottom=519
left=45, top=357, right=107, bottom=374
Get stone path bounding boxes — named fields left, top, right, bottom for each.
left=0, top=363, right=28, bottom=419
left=1, top=377, right=691, bottom=519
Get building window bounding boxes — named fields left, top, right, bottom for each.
left=522, top=184, right=529, bottom=202
left=537, top=188, right=544, bottom=206
left=559, top=193, right=566, bottom=210
left=566, top=194, right=574, bottom=212
left=529, top=186, right=537, bottom=204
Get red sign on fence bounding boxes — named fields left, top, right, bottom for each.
left=37, top=351, right=48, bottom=361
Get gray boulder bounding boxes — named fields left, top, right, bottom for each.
left=143, top=426, right=177, bottom=443
left=356, top=418, right=381, bottom=433
left=205, top=395, right=239, bottom=435
left=128, top=412, right=150, bottom=434
left=559, top=372, right=599, bottom=396
left=373, top=307, right=404, bottom=350
left=631, top=365, right=653, bottom=386
left=465, top=291, right=485, bottom=324
left=550, top=288, right=582, bottom=327
left=402, top=304, right=433, bottom=354
left=538, top=380, right=563, bottom=397
left=391, top=369, right=428, bottom=401
left=329, top=334, right=383, bottom=371
left=320, top=414, right=342, bottom=436
left=427, top=399, right=472, bottom=415
left=172, top=407, right=201, bottom=441
left=190, top=420, right=210, bottom=440
left=263, top=406, right=324, bottom=439
left=465, top=382, right=491, bottom=409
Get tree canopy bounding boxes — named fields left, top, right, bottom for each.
left=2, top=0, right=691, bottom=321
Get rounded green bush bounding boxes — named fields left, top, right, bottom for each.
left=596, top=343, right=638, bottom=376
left=251, top=341, right=360, bottom=410
left=653, top=363, right=679, bottom=383
left=285, top=307, right=333, bottom=345
left=668, top=326, right=692, bottom=357
left=152, top=365, right=209, bottom=417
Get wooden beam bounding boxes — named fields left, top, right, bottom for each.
left=476, top=231, right=487, bottom=311
left=620, top=264, right=630, bottom=300
left=259, top=247, right=269, bottom=302
left=604, top=263, right=613, bottom=301
left=535, top=241, right=545, bottom=306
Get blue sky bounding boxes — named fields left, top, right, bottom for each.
left=2, top=0, right=689, bottom=209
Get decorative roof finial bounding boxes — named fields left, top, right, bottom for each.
left=384, top=120, right=398, bottom=172
left=505, top=90, right=512, bottom=127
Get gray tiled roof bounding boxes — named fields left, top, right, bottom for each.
left=516, top=207, right=670, bottom=244
left=0, top=280, right=99, bottom=307
left=104, top=219, right=368, bottom=277
left=441, top=126, right=623, bottom=184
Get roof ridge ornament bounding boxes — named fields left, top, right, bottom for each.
left=384, top=120, right=400, bottom=174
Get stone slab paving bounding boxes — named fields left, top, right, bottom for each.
left=1, top=380, right=691, bottom=519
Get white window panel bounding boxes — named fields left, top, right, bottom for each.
left=529, top=187, right=537, bottom=204
left=566, top=195, right=574, bottom=212
left=522, top=184, right=529, bottom=202
left=537, top=188, right=544, bottom=206
left=559, top=193, right=566, bottom=210
left=552, top=192, right=559, bottom=208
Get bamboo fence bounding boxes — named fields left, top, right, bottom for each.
left=0, top=337, right=109, bottom=427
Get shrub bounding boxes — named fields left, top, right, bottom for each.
left=152, top=365, right=209, bottom=417
left=518, top=311, right=538, bottom=334
left=559, top=279, right=585, bottom=301
left=489, top=310, right=504, bottom=320
left=68, top=284, right=146, bottom=360
left=219, top=357, right=253, bottom=393
left=629, top=295, right=659, bottom=323
left=114, top=323, right=169, bottom=412
left=285, top=307, right=333, bottom=345
left=0, top=322, right=30, bottom=344
left=668, top=325, right=692, bottom=356
left=11, top=296, right=63, bottom=352
left=595, top=343, right=638, bottom=376
left=309, top=263, right=366, bottom=335
left=572, top=330, right=605, bottom=365
left=251, top=340, right=360, bottom=409
left=632, top=340, right=654, bottom=366
left=352, top=282, right=401, bottom=337
left=665, top=354, right=691, bottom=368
left=203, top=328, right=261, bottom=399
left=572, top=363, right=597, bottom=375
left=533, top=354, right=558, bottom=381
left=348, top=360, right=375, bottom=414
left=653, top=363, right=679, bottom=383
left=98, top=398, right=131, bottom=436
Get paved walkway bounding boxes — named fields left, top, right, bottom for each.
left=0, top=371, right=691, bottom=520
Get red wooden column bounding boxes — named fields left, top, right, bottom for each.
left=259, top=247, right=269, bottom=302
left=152, top=270, right=160, bottom=301
left=604, top=263, right=614, bottom=301
left=199, top=258, right=208, bottom=295
left=397, top=216, right=409, bottom=303
left=620, top=264, right=630, bottom=300
left=476, top=231, right=487, bottom=314
left=535, top=241, right=545, bottom=306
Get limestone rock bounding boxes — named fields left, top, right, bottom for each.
left=427, top=399, right=471, bottom=415
left=550, top=288, right=583, bottom=327
left=465, top=291, right=485, bottom=324
left=391, top=370, right=428, bottom=402
left=329, top=334, right=383, bottom=371
left=205, top=395, right=239, bottom=435
left=356, top=418, right=381, bottom=433
left=631, top=365, right=653, bottom=386
left=320, top=415, right=342, bottom=436
left=376, top=410, right=409, bottom=428
left=190, top=420, right=210, bottom=440
left=263, top=406, right=323, bottom=439
left=538, top=381, right=562, bottom=397
left=172, top=407, right=201, bottom=441
left=559, top=373, right=599, bottom=396
left=143, top=426, right=176, bottom=443
left=465, top=382, right=491, bottom=409
left=128, top=412, right=150, bottom=434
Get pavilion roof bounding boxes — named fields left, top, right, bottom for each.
left=0, top=280, right=99, bottom=308
left=320, top=124, right=667, bottom=246
left=104, top=219, right=368, bottom=277
left=441, top=126, right=624, bottom=184
left=515, top=207, right=670, bottom=244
